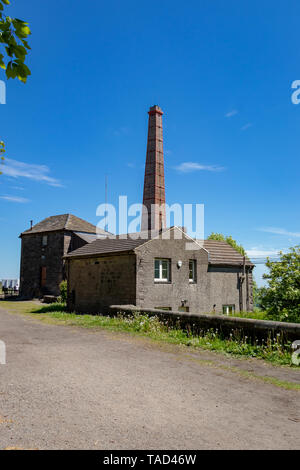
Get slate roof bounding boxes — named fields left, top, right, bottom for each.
left=21, top=214, right=104, bottom=236
left=73, top=232, right=103, bottom=244
left=65, top=229, right=253, bottom=266
left=202, top=240, right=253, bottom=266
left=65, top=236, right=146, bottom=258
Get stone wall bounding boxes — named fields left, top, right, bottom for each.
left=20, top=231, right=65, bottom=298
left=19, top=230, right=86, bottom=299
left=109, top=305, right=300, bottom=343
left=135, top=237, right=252, bottom=314
left=67, top=253, right=137, bottom=313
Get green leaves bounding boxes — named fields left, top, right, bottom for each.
left=0, top=1, right=31, bottom=83
left=6, top=59, right=30, bottom=82
left=261, top=246, right=300, bottom=322
left=207, top=232, right=246, bottom=256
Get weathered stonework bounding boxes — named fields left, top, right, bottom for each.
left=19, top=214, right=100, bottom=299
left=141, top=105, right=166, bottom=231
left=135, top=236, right=252, bottom=313
left=67, top=253, right=136, bottom=312
left=66, top=229, right=253, bottom=314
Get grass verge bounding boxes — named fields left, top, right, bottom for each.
left=0, top=301, right=297, bottom=369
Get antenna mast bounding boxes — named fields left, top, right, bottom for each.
left=105, top=175, right=108, bottom=232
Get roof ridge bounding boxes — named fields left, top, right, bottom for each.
left=20, top=213, right=99, bottom=236
left=65, top=213, right=71, bottom=229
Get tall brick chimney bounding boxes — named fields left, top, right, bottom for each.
left=141, top=105, right=166, bottom=232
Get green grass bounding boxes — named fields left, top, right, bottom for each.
left=226, top=310, right=269, bottom=320
left=0, top=301, right=296, bottom=368
left=227, top=309, right=300, bottom=323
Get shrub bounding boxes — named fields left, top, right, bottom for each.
left=59, top=280, right=67, bottom=304
left=260, top=246, right=300, bottom=323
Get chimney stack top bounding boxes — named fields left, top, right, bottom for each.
left=148, top=105, right=163, bottom=116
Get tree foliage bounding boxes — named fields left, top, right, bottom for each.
left=207, top=232, right=246, bottom=256
left=0, top=0, right=31, bottom=83
left=0, top=1, right=31, bottom=175
left=260, top=246, right=300, bottom=322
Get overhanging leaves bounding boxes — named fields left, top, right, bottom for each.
left=0, top=0, right=31, bottom=83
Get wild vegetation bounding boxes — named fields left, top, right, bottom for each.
left=207, top=232, right=246, bottom=256
left=260, top=246, right=300, bottom=323
left=0, top=301, right=296, bottom=367
left=208, top=234, right=300, bottom=323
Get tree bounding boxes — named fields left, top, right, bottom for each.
left=260, top=246, right=300, bottom=322
left=0, top=0, right=31, bottom=83
left=0, top=0, right=31, bottom=175
left=207, top=232, right=246, bottom=256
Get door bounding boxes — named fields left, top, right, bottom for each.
left=41, top=266, right=47, bottom=287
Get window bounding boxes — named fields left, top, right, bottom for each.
left=189, top=260, right=197, bottom=283
left=42, top=235, right=48, bottom=247
left=178, top=306, right=190, bottom=312
left=154, top=259, right=171, bottom=282
left=223, top=305, right=235, bottom=315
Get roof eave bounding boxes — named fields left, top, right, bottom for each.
left=209, top=261, right=254, bottom=268
left=64, top=249, right=136, bottom=261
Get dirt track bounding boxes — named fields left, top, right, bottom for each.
left=0, top=305, right=299, bottom=450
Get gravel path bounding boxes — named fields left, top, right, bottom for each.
left=0, top=306, right=299, bottom=450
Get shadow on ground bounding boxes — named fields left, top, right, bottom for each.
left=30, top=303, right=67, bottom=314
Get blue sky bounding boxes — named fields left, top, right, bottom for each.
left=1, top=0, right=300, bottom=286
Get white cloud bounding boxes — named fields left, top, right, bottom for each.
left=241, top=123, right=253, bottom=131
left=225, top=109, right=238, bottom=118
left=1, top=158, right=63, bottom=187
left=246, top=248, right=282, bottom=258
left=0, top=195, right=30, bottom=203
left=258, top=227, right=300, bottom=238
left=174, top=162, right=225, bottom=173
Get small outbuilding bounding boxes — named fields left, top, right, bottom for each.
left=65, top=226, right=254, bottom=314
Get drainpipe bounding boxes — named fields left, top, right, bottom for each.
left=239, top=257, right=246, bottom=312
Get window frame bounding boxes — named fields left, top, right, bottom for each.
left=222, top=304, right=235, bottom=315
left=154, top=258, right=171, bottom=283
left=189, top=259, right=197, bottom=283
left=42, top=235, right=48, bottom=247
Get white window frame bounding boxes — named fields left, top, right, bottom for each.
left=154, top=258, right=171, bottom=282
left=42, top=235, right=48, bottom=247
left=189, top=259, right=197, bottom=283
left=223, top=304, right=235, bottom=315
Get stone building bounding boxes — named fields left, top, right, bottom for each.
left=20, top=104, right=254, bottom=313
left=19, top=214, right=106, bottom=298
left=65, top=226, right=254, bottom=314
left=64, top=104, right=253, bottom=314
